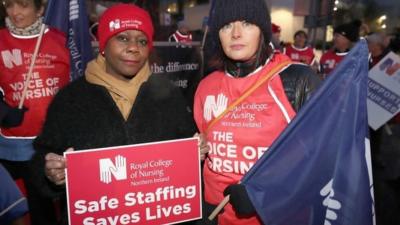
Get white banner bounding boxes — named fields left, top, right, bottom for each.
left=367, top=52, right=400, bottom=130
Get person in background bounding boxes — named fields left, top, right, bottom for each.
left=169, top=20, right=193, bottom=43
left=29, top=4, right=206, bottom=225
left=366, top=32, right=390, bottom=68
left=193, top=0, right=320, bottom=224
left=319, top=20, right=361, bottom=78
left=0, top=163, right=28, bottom=225
left=366, top=30, right=400, bottom=225
left=0, top=0, right=70, bottom=224
left=284, top=30, right=316, bottom=66
left=388, top=29, right=400, bottom=54
left=271, top=23, right=283, bottom=52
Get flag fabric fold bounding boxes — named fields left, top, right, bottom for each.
left=242, top=40, right=373, bottom=225
left=44, top=0, right=94, bottom=80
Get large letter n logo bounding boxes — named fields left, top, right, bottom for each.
left=203, top=93, right=228, bottom=122
left=1, top=49, right=22, bottom=69
left=99, top=155, right=127, bottom=184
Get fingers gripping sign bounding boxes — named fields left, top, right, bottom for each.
left=194, top=133, right=210, bottom=161
left=45, top=147, right=74, bottom=185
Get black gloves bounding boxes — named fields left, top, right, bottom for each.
left=223, top=183, right=256, bottom=216
left=0, top=94, right=27, bottom=128
left=2, top=106, right=27, bottom=127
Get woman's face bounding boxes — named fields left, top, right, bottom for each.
left=104, top=30, right=150, bottom=81
left=333, top=33, right=351, bottom=52
left=294, top=33, right=307, bottom=48
left=219, top=21, right=261, bottom=62
left=4, top=0, right=43, bottom=29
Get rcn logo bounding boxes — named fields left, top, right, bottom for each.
left=99, top=155, right=127, bottom=184
left=379, top=57, right=400, bottom=76
left=1, top=49, right=23, bottom=69
left=203, top=93, right=228, bottom=122
left=109, top=19, right=121, bottom=32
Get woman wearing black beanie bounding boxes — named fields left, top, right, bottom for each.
left=193, top=0, right=321, bottom=224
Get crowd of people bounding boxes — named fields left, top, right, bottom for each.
left=0, top=0, right=399, bottom=225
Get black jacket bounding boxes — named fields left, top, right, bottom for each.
left=280, top=63, right=321, bottom=112
left=29, top=74, right=196, bottom=224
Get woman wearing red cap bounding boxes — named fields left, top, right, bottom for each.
left=271, top=23, right=283, bottom=52
left=29, top=4, right=201, bottom=225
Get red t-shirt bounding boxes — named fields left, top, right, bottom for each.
left=320, top=50, right=348, bottom=76
left=284, top=44, right=316, bottom=65
left=194, top=53, right=296, bottom=225
left=0, top=28, right=70, bottom=137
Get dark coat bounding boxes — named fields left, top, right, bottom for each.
left=29, top=74, right=197, bottom=224
left=280, top=63, right=321, bottom=112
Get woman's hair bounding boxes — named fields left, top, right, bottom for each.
left=208, top=33, right=272, bottom=71
left=3, top=0, right=43, bottom=10
left=207, top=0, right=273, bottom=70
left=294, top=30, right=308, bottom=40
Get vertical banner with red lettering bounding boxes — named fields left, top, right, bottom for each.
left=65, top=138, right=201, bottom=225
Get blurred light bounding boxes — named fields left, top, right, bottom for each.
left=333, top=7, right=338, bottom=11
left=381, top=24, right=387, bottom=29
left=378, top=15, right=387, bottom=23
left=166, top=3, right=178, bottom=14
left=188, top=0, right=196, bottom=7
left=334, top=0, right=339, bottom=5
left=270, top=8, right=293, bottom=43
left=326, top=26, right=334, bottom=42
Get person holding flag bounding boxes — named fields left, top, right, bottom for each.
left=193, top=0, right=320, bottom=224
left=221, top=40, right=374, bottom=225
left=0, top=0, right=70, bottom=224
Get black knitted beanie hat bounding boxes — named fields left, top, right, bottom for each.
left=334, top=20, right=362, bottom=42
left=209, top=0, right=272, bottom=47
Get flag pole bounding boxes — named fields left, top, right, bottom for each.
left=200, top=25, right=209, bottom=51
left=18, top=23, right=47, bottom=109
left=208, top=195, right=229, bottom=220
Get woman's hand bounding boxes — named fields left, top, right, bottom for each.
left=194, top=133, right=210, bottom=161
left=44, top=147, right=73, bottom=185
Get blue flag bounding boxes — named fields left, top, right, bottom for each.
left=242, top=40, right=374, bottom=225
left=44, top=0, right=94, bottom=80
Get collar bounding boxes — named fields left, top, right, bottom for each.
left=5, top=17, right=44, bottom=37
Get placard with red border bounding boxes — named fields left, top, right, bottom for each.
left=65, top=137, right=202, bottom=225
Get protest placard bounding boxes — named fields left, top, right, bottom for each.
left=368, top=51, right=400, bottom=130
left=65, top=138, right=201, bottom=225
